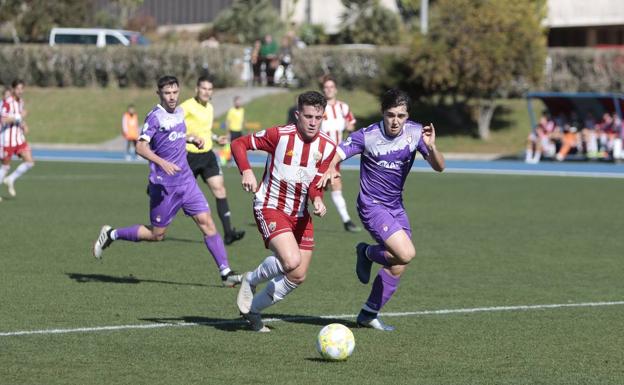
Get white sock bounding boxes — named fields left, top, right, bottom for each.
left=7, top=162, right=33, bottom=182
left=0, top=165, right=9, bottom=181
left=331, top=190, right=351, bottom=223
left=220, top=267, right=232, bottom=277
left=532, top=151, right=541, bottom=163
left=250, top=274, right=298, bottom=313
left=247, top=255, right=283, bottom=286
left=110, top=229, right=118, bottom=240
left=524, top=149, right=533, bottom=162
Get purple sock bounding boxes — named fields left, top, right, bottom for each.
left=204, top=234, right=230, bottom=271
left=364, top=269, right=400, bottom=312
left=367, top=244, right=390, bottom=266
left=115, top=225, right=140, bottom=242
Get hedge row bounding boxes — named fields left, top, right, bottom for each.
left=0, top=43, right=245, bottom=88
left=546, top=48, right=624, bottom=92
left=3, top=44, right=620, bottom=93
left=291, top=45, right=404, bottom=90
left=0, top=43, right=403, bottom=90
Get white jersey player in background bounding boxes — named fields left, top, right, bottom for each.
left=0, top=79, right=35, bottom=198
left=320, top=75, right=361, bottom=232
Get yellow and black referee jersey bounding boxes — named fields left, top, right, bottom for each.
left=180, top=97, right=214, bottom=153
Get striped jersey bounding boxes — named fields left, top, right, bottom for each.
left=0, top=96, right=26, bottom=149
left=321, top=100, right=355, bottom=144
left=232, top=124, right=337, bottom=217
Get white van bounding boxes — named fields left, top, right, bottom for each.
left=49, top=28, right=149, bottom=47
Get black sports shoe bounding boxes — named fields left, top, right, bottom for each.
left=344, top=220, right=362, bottom=233
left=224, top=228, right=245, bottom=245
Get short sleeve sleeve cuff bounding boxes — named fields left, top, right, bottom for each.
left=336, top=146, right=347, bottom=160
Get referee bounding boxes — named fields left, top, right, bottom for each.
left=180, top=75, right=245, bottom=245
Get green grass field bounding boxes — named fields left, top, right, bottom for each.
left=25, top=86, right=538, bottom=155
left=1, top=161, right=623, bottom=385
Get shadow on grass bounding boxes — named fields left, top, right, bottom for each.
left=162, top=236, right=202, bottom=244
left=66, top=272, right=213, bottom=287
left=139, top=313, right=358, bottom=333
left=265, top=313, right=359, bottom=329
left=304, top=357, right=347, bottom=363
left=140, top=315, right=248, bottom=332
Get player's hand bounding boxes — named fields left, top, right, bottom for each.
left=241, top=169, right=258, bottom=193
left=159, top=160, right=181, bottom=176
left=316, top=167, right=340, bottom=189
left=22, top=122, right=29, bottom=134
left=312, top=197, right=326, bottom=217
left=422, top=123, right=436, bottom=148
left=192, top=137, right=205, bottom=149
left=217, top=135, right=229, bottom=145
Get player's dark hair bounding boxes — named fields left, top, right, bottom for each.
left=157, top=75, right=179, bottom=90
left=297, top=91, right=326, bottom=111
left=319, top=74, right=336, bottom=89
left=197, top=74, right=214, bottom=86
left=381, top=89, right=410, bottom=112
left=11, top=79, right=24, bottom=88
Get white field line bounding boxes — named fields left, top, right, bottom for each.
left=2, top=300, right=623, bottom=338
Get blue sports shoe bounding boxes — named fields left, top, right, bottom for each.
left=357, top=311, right=395, bottom=332
left=355, top=242, right=372, bottom=284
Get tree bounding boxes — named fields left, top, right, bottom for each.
left=338, top=0, right=402, bottom=45
left=115, top=0, right=144, bottom=27
left=406, top=0, right=547, bottom=139
left=0, top=0, right=22, bottom=42
left=1, top=0, right=93, bottom=42
left=0, top=0, right=21, bottom=24
left=212, top=0, right=284, bottom=44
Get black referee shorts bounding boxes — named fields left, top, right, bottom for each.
left=187, top=150, right=222, bottom=182
left=230, top=131, right=243, bottom=142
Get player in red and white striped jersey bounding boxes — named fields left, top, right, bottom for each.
left=231, top=91, right=335, bottom=332
left=320, top=75, right=361, bottom=233
left=0, top=79, right=35, bottom=198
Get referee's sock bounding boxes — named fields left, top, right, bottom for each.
left=216, top=198, right=233, bottom=235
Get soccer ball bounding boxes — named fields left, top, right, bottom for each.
left=316, top=323, right=355, bottom=361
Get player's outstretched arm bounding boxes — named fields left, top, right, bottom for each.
left=316, top=152, right=342, bottom=189
left=136, top=140, right=180, bottom=175
left=230, top=135, right=258, bottom=192
left=422, top=123, right=445, bottom=172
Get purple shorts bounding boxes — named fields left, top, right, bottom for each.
left=148, top=182, right=210, bottom=227
left=357, top=201, right=411, bottom=244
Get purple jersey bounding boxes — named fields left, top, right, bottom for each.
left=139, top=105, right=193, bottom=186
left=337, top=120, right=429, bottom=209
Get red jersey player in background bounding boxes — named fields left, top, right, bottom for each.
left=231, top=91, right=336, bottom=332
left=320, top=75, right=361, bottom=232
left=0, top=79, right=35, bottom=198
